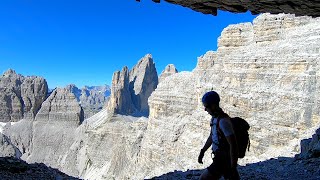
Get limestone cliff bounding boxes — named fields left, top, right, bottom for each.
left=129, top=54, right=158, bottom=115
left=108, top=66, right=136, bottom=115
left=108, top=54, right=158, bottom=116
left=1, top=13, right=320, bottom=180
left=0, top=69, right=48, bottom=122
left=35, top=84, right=84, bottom=124
left=159, top=64, right=178, bottom=83
left=134, top=13, right=320, bottom=178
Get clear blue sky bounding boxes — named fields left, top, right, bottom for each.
left=0, top=0, right=256, bottom=89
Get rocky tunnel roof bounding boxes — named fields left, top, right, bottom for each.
left=138, top=0, right=320, bottom=17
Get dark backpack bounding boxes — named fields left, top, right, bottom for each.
left=217, top=116, right=250, bottom=158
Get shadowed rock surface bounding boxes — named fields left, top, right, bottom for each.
left=149, top=0, right=320, bottom=17
left=148, top=157, right=320, bottom=180
left=149, top=127, right=320, bottom=179
left=0, top=157, right=79, bottom=180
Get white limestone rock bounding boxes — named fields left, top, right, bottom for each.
left=130, top=54, right=158, bottom=116
left=0, top=69, right=48, bottom=122
left=26, top=85, right=84, bottom=172
left=159, top=64, right=178, bottom=83
left=108, top=54, right=158, bottom=116
left=108, top=66, right=136, bottom=115
left=133, top=13, right=320, bottom=178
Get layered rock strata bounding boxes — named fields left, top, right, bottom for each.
left=154, top=0, right=320, bottom=17
left=108, top=54, right=158, bottom=116
left=159, top=64, right=178, bottom=83
left=18, top=85, right=82, bottom=175
left=0, top=69, right=48, bottom=122
left=1, top=13, right=320, bottom=180
left=34, top=84, right=84, bottom=124
left=134, top=13, right=320, bottom=178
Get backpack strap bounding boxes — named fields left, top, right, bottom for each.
left=216, top=113, right=229, bottom=138
left=216, top=117, right=223, bottom=137
left=216, top=114, right=230, bottom=150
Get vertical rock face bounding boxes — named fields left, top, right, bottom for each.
left=108, top=54, right=158, bottom=116
left=136, top=13, right=320, bottom=178
left=0, top=69, right=48, bottom=122
left=195, top=14, right=320, bottom=158
left=108, top=67, right=135, bottom=115
left=28, top=85, right=84, bottom=170
left=35, top=85, right=84, bottom=124
left=21, top=77, right=48, bottom=119
left=130, top=54, right=159, bottom=115
left=159, top=64, right=178, bottom=83
left=0, top=88, right=23, bottom=122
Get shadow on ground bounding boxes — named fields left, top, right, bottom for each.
left=148, top=127, right=320, bottom=180
left=0, top=157, right=79, bottom=180
left=147, top=156, right=320, bottom=180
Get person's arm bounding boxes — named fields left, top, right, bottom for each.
left=225, top=134, right=238, bottom=168
left=202, top=131, right=213, bottom=152
left=198, top=131, right=212, bottom=164
left=220, top=118, right=238, bottom=168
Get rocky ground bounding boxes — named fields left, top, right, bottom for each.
left=0, top=157, right=79, bottom=180
left=149, top=157, right=320, bottom=180
left=0, top=156, right=319, bottom=180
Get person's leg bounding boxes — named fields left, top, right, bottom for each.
left=230, top=167, right=240, bottom=180
left=199, top=169, right=220, bottom=180
left=199, top=169, right=216, bottom=180
left=223, top=158, right=240, bottom=180
left=200, top=151, right=225, bottom=180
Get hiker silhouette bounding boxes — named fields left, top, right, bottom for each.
left=198, top=91, right=240, bottom=180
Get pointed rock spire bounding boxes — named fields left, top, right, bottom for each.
left=159, top=64, right=178, bottom=83
left=108, top=54, right=158, bottom=116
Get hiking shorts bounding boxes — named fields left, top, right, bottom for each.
left=207, top=150, right=240, bottom=180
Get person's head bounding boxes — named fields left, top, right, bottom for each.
left=202, top=91, right=221, bottom=117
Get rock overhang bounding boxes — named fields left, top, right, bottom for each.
left=138, top=0, right=320, bottom=17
